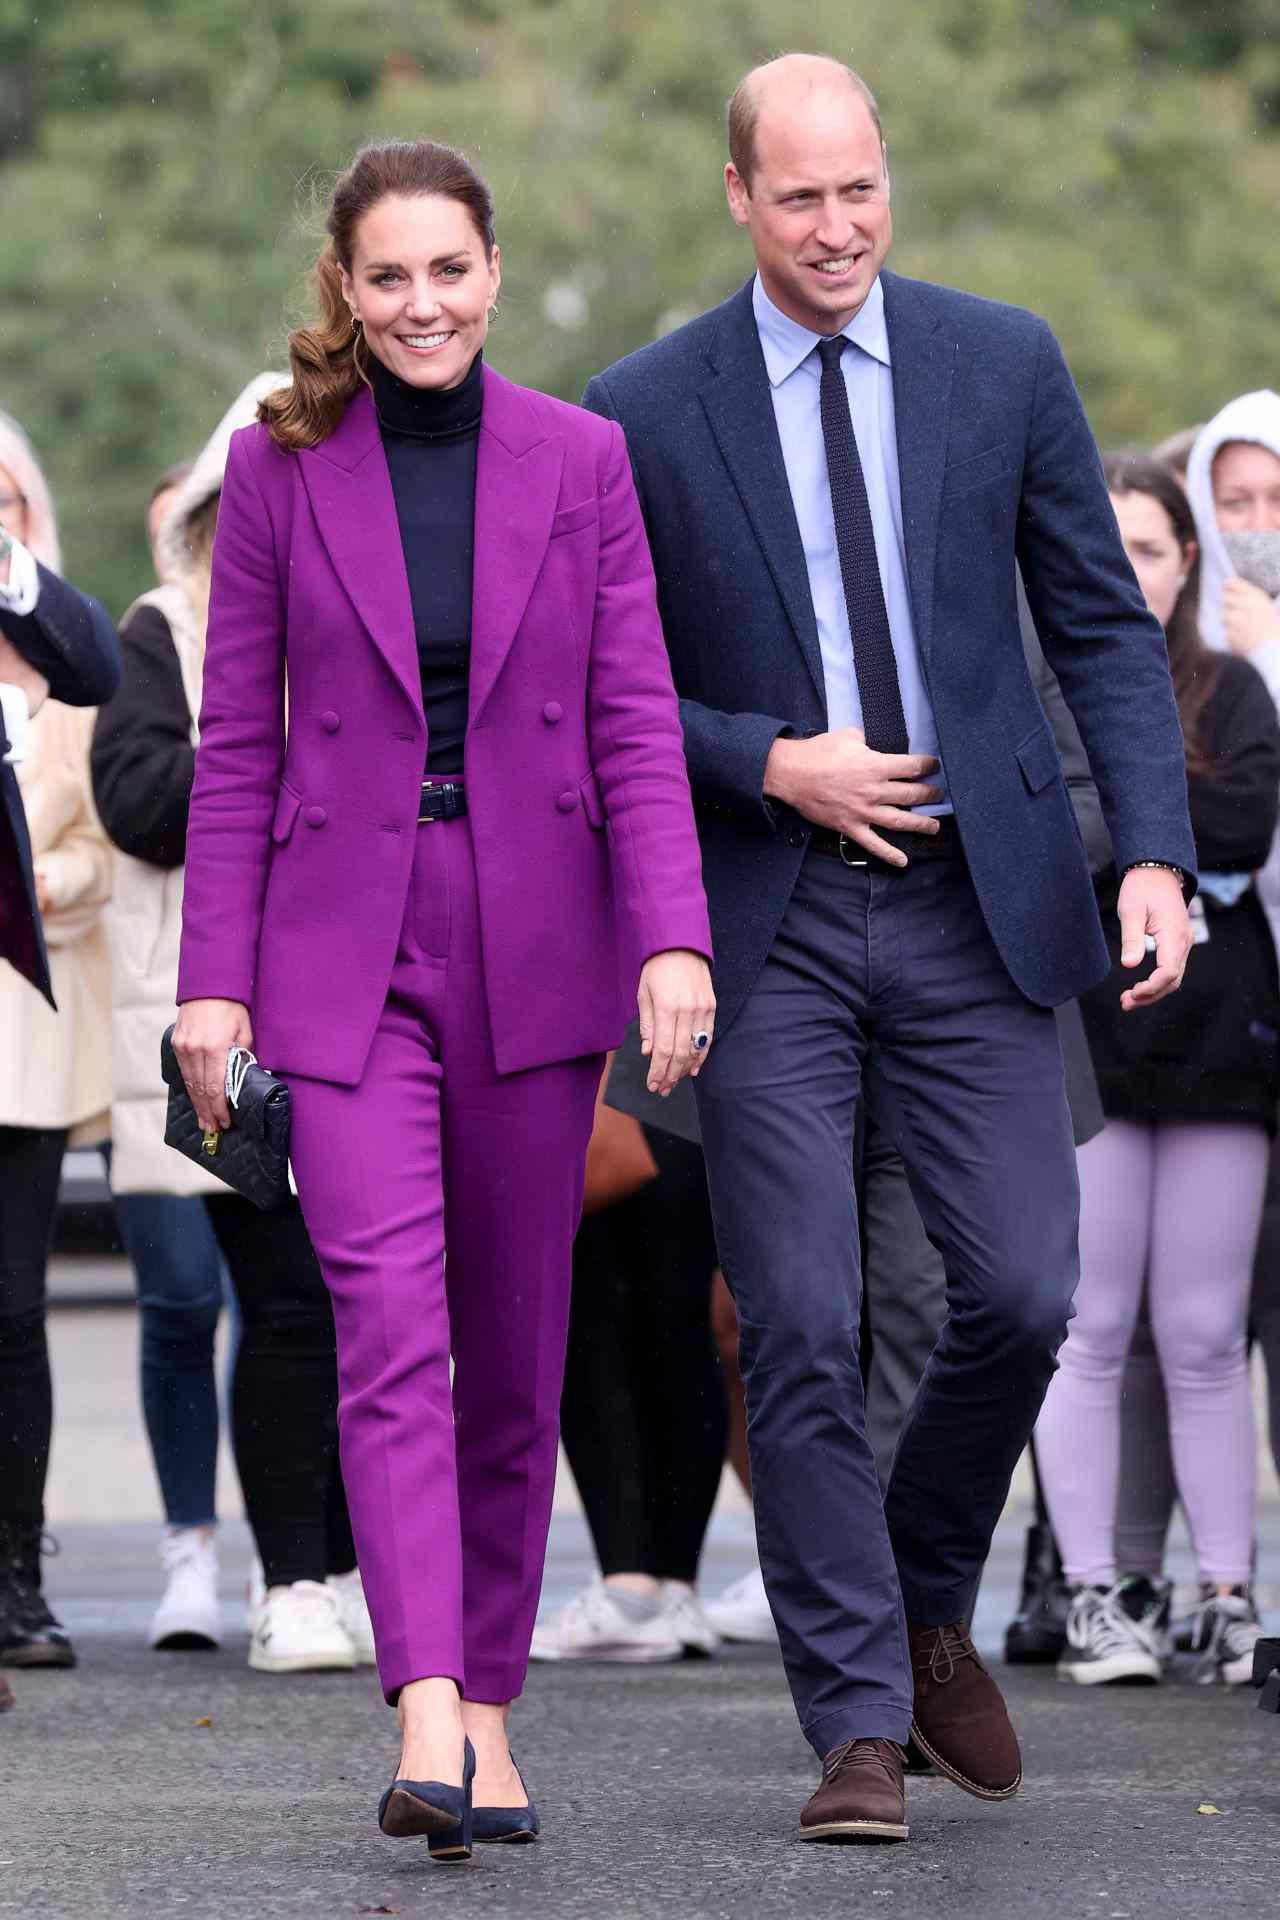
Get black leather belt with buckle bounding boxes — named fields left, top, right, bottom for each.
left=808, top=813, right=963, bottom=867
left=418, top=780, right=467, bottom=824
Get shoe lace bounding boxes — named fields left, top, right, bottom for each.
left=1068, top=1585, right=1152, bottom=1659
left=822, top=1738, right=899, bottom=1783
left=1189, top=1591, right=1259, bottom=1674
left=913, top=1622, right=981, bottom=1685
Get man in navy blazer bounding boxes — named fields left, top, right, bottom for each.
left=586, top=54, right=1195, bottom=1842
left=1, top=528, right=121, bottom=1005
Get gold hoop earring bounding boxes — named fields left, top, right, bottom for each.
left=352, top=325, right=372, bottom=389
left=487, top=303, right=499, bottom=324
left=350, top=311, right=361, bottom=333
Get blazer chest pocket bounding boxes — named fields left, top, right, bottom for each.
left=1015, top=722, right=1061, bottom=796
left=272, top=785, right=302, bottom=844
left=550, top=499, right=598, bottom=539
left=942, top=444, right=1010, bottom=502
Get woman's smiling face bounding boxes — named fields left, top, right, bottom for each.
left=341, top=193, right=500, bottom=392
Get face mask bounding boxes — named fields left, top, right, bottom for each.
left=1223, top=529, right=1280, bottom=599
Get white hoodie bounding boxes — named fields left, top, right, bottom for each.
left=1184, top=390, right=1280, bottom=952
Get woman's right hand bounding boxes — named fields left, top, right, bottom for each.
left=172, top=998, right=253, bottom=1133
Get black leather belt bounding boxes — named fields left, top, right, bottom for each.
left=808, top=813, right=964, bottom=866
left=418, top=779, right=467, bottom=823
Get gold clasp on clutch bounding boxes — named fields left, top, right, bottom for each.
left=201, top=1129, right=221, bottom=1157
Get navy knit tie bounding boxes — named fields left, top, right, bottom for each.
left=816, top=335, right=909, bottom=754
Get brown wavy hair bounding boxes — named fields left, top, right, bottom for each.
left=260, top=140, right=496, bottom=452
left=1103, top=452, right=1216, bottom=779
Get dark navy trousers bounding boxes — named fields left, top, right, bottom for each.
left=693, top=850, right=1080, bottom=1757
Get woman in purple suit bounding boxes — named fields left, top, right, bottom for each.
left=173, top=139, right=714, bottom=1858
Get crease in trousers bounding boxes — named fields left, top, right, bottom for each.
left=693, top=851, right=1080, bottom=1757
left=286, top=810, right=602, bottom=1705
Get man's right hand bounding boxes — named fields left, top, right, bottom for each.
left=172, top=998, right=254, bottom=1133
left=764, top=727, right=943, bottom=866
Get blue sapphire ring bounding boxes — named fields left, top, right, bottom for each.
left=692, top=1031, right=711, bottom=1052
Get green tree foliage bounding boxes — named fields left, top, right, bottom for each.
left=1, top=0, right=1277, bottom=612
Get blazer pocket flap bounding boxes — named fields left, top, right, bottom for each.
left=942, top=444, right=1009, bottom=499
left=271, top=785, right=302, bottom=844
left=1016, top=723, right=1061, bottom=796
left=580, top=770, right=607, bottom=829
left=550, top=499, right=598, bottom=539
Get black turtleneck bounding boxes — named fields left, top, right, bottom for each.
left=371, top=350, right=483, bottom=778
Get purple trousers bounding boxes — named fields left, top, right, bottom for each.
left=287, top=812, right=602, bottom=1704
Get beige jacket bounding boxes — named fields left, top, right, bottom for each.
left=106, top=373, right=283, bottom=1194
left=0, top=699, right=112, bottom=1138
left=106, top=581, right=221, bottom=1195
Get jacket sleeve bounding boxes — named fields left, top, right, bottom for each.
left=585, top=420, right=713, bottom=966
left=0, top=565, right=122, bottom=707
left=582, top=372, right=792, bottom=833
left=91, top=603, right=196, bottom=870
left=1015, top=320, right=1197, bottom=885
left=34, top=712, right=112, bottom=948
left=175, top=429, right=287, bottom=1007
left=1188, top=658, right=1280, bottom=872
left=1018, top=577, right=1112, bottom=873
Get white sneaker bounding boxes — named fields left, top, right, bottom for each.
left=661, top=1580, right=720, bottom=1657
left=1188, top=1586, right=1265, bottom=1687
left=327, top=1567, right=377, bottom=1666
left=529, top=1582, right=682, bottom=1664
left=247, top=1579, right=357, bottom=1674
left=704, top=1566, right=778, bottom=1645
left=1057, top=1581, right=1162, bottom=1686
left=149, top=1527, right=221, bottom=1651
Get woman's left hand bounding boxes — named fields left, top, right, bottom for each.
left=638, top=950, right=716, bottom=1096
left=1222, top=576, right=1280, bottom=657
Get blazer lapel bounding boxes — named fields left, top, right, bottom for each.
left=298, top=389, right=421, bottom=716
left=882, top=272, right=955, bottom=659
left=699, top=285, right=827, bottom=711
left=469, top=366, right=565, bottom=727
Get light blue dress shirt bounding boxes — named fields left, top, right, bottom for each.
left=752, top=273, right=950, bottom=812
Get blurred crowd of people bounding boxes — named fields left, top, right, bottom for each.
left=3, top=364, right=1280, bottom=1711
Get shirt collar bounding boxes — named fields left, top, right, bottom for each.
left=752, top=272, right=890, bottom=387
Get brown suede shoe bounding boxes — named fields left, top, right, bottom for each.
left=908, top=1621, right=1022, bottom=1800
left=798, top=1737, right=909, bottom=1842
left=0, top=1674, right=14, bottom=1712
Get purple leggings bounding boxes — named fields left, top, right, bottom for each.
left=1115, top=1129, right=1280, bottom=1574
left=1037, top=1119, right=1266, bottom=1588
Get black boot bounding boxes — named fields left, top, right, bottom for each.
left=1003, top=1521, right=1069, bottom=1665
left=0, top=1522, right=76, bottom=1668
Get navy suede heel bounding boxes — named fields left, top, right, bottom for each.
left=472, top=1759, right=539, bottom=1844
left=378, top=1738, right=476, bottom=1860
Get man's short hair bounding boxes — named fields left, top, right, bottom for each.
left=727, top=55, right=884, bottom=190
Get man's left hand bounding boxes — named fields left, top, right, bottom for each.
left=1117, top=867, right=1192, bottom=1012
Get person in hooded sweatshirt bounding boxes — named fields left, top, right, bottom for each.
left=1188, top=389, right=1280, bottom=1559
left=91, top=377, right=374, bottom=1675
left=1036, top=452, right=1280, bottom=1689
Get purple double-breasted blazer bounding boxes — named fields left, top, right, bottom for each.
left=176, top=366, right=712, bottom=1085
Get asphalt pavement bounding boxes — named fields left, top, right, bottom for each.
left=4, top=1287, right=1280, bottom=1918
left=3, top=1510, right=1280, bottom=1920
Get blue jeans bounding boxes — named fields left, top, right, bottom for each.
left=113, top=1191, right=224, bottom=1529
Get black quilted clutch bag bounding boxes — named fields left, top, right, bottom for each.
left=160, top=1025, right=293, bottom=1210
